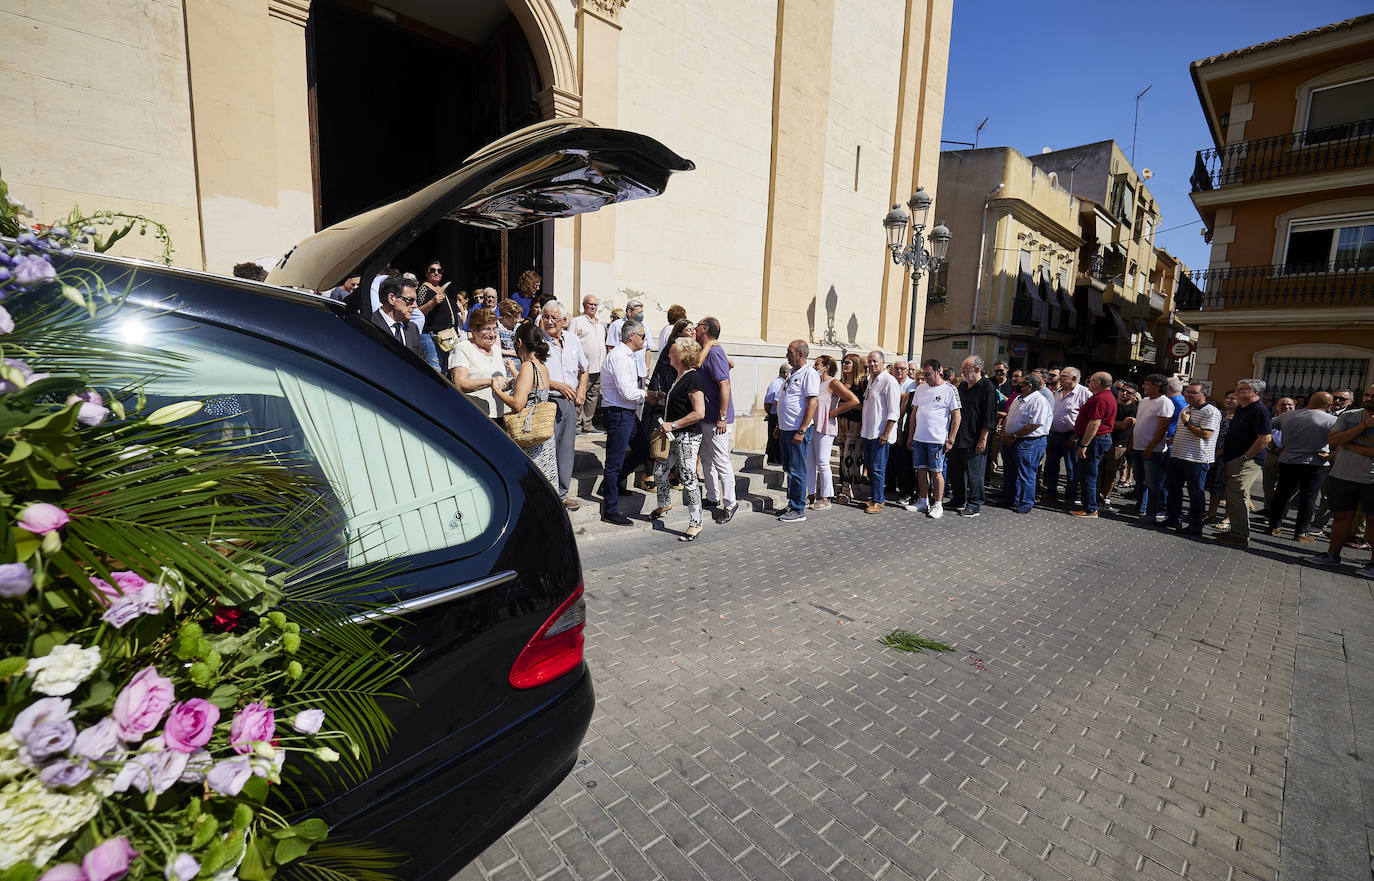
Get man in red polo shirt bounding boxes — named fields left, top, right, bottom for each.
left=1069, top=372, right=1118, bottom=518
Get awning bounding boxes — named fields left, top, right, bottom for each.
left=1077, top=283, right=1105, bottom=316
left=1039, top=272, right=1061, bottom=330
left=1058, top=276, right=1078, bottom=328
left=1018, top=253, right=1045, bottom=323
left=1105, top=304, right=1128, bottom=337
left=1175, top=274, right=1205, bottom=311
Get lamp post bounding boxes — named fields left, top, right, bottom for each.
left=883, top=187, right=951, bottom=362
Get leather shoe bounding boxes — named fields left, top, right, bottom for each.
left=600, top=513, right=632, bottom=526
left=865, top=503, right=883, bottom=514
left=561, top=497, right=582, bottom=511
left=1215, top=532, right=1249, bottom=548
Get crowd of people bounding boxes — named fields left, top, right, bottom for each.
left=260, top=259, right=1374, bottom=576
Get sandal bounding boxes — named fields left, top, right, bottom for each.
left=649, top=506, right=672, bottom=521
left=680, top=525, right=702, bottom=542
left=835, top=494, right=849, bottom=505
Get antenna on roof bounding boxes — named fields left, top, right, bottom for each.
left=1131, top=85, right=1152, bottom=167
left=974, top=117, right=989, bottom=149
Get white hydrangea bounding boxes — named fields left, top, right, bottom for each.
left=0, top=734, right=25, bottom=782
left=0, top=777, right=100, bottom=869
left=26, top=644, right=102, bottom=696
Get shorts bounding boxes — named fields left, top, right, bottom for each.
left=912, top=441, right=946, bottom=472
left=1323, top=476, right=1374, bottom=513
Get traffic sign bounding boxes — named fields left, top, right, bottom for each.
left=1009, top=341, right=1029, bottom=357
left=1168, top=339, right=1195, bottom=358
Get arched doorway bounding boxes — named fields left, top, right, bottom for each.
left=305, top=0, right=559, bottom=295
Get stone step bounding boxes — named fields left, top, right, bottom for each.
left=564, top=433, right=794, bottom=539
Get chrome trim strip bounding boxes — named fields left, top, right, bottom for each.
left=346, top=569, right=518, bottom=625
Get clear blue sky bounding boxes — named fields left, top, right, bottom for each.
left=940, top=0, right=1369, bottom=273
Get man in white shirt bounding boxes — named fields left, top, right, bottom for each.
left=904, top=359, right=962, bottom=519
left=1130, top=374, right=1176, bottom=521
left=1165, top=382, right=1221, bottom=535
left=599, top=320, right=661, bottom=525
left=538, top=302, right=589, bottom=510
left=1000, top=372, right=1052, bottom=514
left=859, top=351, right=901, bottom=514
left=774, top=341, right=819, bottom=522
left=1044, top=367, right=1093, bottom=507
left=569, top=295, right=605, bottom=432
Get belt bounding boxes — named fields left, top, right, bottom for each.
left=1050, top=429, right=1073, bottom=435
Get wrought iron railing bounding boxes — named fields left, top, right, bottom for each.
left=1178, top=262, right=1374, bottom=310
left=1189, top=117, right=1374, bottom=191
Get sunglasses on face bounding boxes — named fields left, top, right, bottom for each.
left=428, top=267, right=442, bottom=274
left=395, top=296, right=417, bottom=305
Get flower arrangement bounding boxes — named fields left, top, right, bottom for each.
left=0, top=178, right=409, bottom=881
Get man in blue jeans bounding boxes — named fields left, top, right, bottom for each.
left=1165, top=382, right=1220, bottom=534
left=773, top=339, right=819, bottom=522
left=1000, top=372, right=1051, bottom=513
left=859, top=351, right=901, bottom=514
left=1068, top=372, right=1117, bottom=518
left=1131, top=374, right=1175, bottom=522
left=599, top=320, right=662, bottom=525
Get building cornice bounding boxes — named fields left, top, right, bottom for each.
left=578, top=0, right=627, bottom=28
left=1185, top=306, right=1374, bottom=329
left=988, top=198, right=1083, bottom=250
left=267, top=0, right=309, bottom=27
left=1189, top=168, right=1374, bottom=210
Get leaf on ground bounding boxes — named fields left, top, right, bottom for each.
left=879, top=628, right=955, bottom=654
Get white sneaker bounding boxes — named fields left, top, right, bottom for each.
left=912, top=498, right=930, bottom=514
left=928, top=502, right=944, bottom=519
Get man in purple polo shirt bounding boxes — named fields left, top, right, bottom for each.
left=694, top=317, right=738, bottom=524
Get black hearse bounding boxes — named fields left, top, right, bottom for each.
left=73, top=119, right=692, bottom=879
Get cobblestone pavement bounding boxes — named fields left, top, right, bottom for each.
left=455, top=497, right=1374, bottom=881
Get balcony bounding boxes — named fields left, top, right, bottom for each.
left=1189, top=117, right=1374, bottom=192
left=1177, top=263, right=1374, bottom=310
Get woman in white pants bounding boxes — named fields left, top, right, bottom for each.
left=806, top=355, right=859, bottom=510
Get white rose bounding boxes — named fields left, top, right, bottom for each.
left=26, top=644, right=102, bottom=696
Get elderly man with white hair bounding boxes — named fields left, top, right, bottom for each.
left=1044, top=366, right=1091, bottom=507
left=538, top=300, right=588, bottom=510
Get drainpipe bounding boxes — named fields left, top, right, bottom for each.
left=970, top=182, right=1005, bottom=354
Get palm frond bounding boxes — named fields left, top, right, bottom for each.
left=278, top=841, right=410, bottom=881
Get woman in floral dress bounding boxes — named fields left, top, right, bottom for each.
left=491, top=321, right=558, bottom=486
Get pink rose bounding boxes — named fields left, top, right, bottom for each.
left=112, top=666, right=175, bottom=742
left=17, top=502, right=70, bottom=535
left=39, top=864, right=86, bottom=881
left=229, top=702, right=275, bottom=755
left=82, top=837, right=138, bottom=881
left=163, top=699, right=219, bottom=753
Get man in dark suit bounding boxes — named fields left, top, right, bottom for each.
left=371, top=275, right=426, bottom=360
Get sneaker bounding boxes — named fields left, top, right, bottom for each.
left=958, top=506, right=980, bottom=517
left=777, top=509, right=806, bottom=523
left=1154, top=514, right=1167, bottom=523
left=1305, top=552, right=1342, bottom=567
left=1355, top=564, right=1374, bottom=581
left=702, top=498, right=720, bottom=509
left=907, top=498, right=930, bottom=514
left=811, top=500, right=831, bottom=510
left=928, top=502, right=944, bottom=519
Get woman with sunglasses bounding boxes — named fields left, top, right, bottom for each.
left=834, top=353, right=866, bottom=504
left=416, top=261, right=457, bottom=373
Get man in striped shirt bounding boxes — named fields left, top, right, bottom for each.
left=1164, top=382, right=1221, bottom=535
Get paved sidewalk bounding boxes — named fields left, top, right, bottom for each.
left=455, top=496, right=1374, bottom=881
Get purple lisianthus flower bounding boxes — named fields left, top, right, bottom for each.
left=66, top=392, right=109, bottom=427
left=110, top=737, right=188, bottom=795
left=0, top=357, right=50, bottom=393
left=73, top=717, right=120, bottom=760
left=11, top=253, right=56, bottom=288
left=17, top=502, right=70, bottom=535
left=101, top=598, right=144, bottom=629
left=164, top=854, right=198, bottom=881
left=38, top=864, right=86, bottom=881
left=205, top=755, right=253, bottom=796
left=137, top=581, right=171, bottom=615
left=0, top=562, right=34, bottom=598
left=83, top=837, right=138, bottom=881
left=40, top=758, right=94, bottom=788
left=24, top=719, right=77, bottom=763
left=179, top=749, right=212, bottom=783
left=291, top=708, right=325, bottom=735
left=10, top=697, right=73, bottom=742
left=229, top=702, right=275, bottom=755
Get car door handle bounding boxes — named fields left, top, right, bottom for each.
left=346, top=569, right=518, bottom=625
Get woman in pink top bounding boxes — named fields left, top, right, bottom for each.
left=806, top=355, right=860, bottom=510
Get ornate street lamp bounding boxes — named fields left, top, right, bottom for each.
left=884, top=186, right=951, bottom=361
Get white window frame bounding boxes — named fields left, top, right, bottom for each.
left=1280, top=211, right=1374, bottom=273
left=1293, top=60, right=1374, bottom=144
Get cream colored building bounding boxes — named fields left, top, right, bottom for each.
left=0, top=0, right=953, bottom=449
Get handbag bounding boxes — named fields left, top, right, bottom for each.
left=431, top=287, right=460, bottom=352
left=650, top=369, right=694, bottom=460
left=502, top=366, right=556, bottom=448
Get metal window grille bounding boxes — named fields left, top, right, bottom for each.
left=1260, top=357, right=1369, bottom=401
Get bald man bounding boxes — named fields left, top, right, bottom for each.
left=1267, top=391, right=1337, bottom=541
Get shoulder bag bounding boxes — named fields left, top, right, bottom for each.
left=502, top=364, right=556, bottom=448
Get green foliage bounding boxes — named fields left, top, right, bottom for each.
left=879, top=628, right=956, bottom=654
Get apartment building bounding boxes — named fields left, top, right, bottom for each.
left=1182, top=14, right=1374, bottom=400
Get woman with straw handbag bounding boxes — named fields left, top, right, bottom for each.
left=492, top=321, right=558, bottom=487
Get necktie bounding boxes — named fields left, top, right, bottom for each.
left=392, top=322, right=405, bottom=343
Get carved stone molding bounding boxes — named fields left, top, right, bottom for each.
left=267, top=0, right=310, bottom=27
left=579, top=0, right=628, bottom=28
left=539, top=85, right=582, bottom=119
